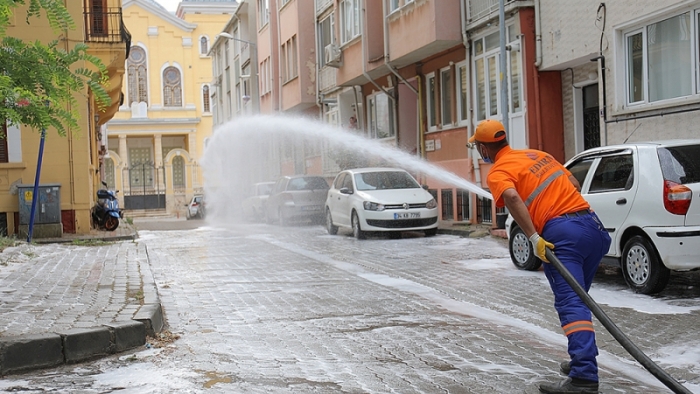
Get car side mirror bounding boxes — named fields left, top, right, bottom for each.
left=339, top=187, right=352, bottom=195
left=422, top=184, right=429, bottom=190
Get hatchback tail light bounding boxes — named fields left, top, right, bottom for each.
left=281, top=193, right=294, bottom=203
left=663, top=180, right=692, bottom=215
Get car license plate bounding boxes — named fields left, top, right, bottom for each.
left=302, top=205, right=320, bottom=211
left=394, top=212, right=420, bottom=219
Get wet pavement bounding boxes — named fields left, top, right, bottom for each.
left=0, top=218, right=698, bottom=393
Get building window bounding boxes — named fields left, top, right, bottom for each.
left=202, top=85, right=210, bottom=113
left=260, top=57, right=272, bottom=94
left=200, top=36, right=209, bottom=55
left=441, top=68, right=453, bottom=126
left=624, top=12, right=692, bottom=106
left=340, top=0, right=360, bottom=44
left=457, top=62, right=468, bottom=124
left=258, top=0, right=269, bottom=28
left=472, top=27, right=522, bottom=123
left=426, top=73, right=436, bottom=129
left=127, top=46, right=148, bottom=106
left=318, top=12, right=335, bottom=67
left=477, top=195, right=492, bottom=224
left=172, top=156, right=185, bottom=188
left=367, top=91, right=395, bottom=139
left=456, top=189, right=470, bottom=221
left=163, top=66, right=182, bottom=107
left=441, top=189, right=454, bottom=220
left=104, top=157, right=115, bottom=188
left=282, top=35, right=298, bottom=83
left=389, top=0, right=414, bottom=13
left=426, top=66, right=455, bottom=131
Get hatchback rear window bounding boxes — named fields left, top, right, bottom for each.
left=658, top=145, right=700, bottom=184
left=287, top=177, right=329, bottom=191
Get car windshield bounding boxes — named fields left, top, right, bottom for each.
left=354, top=171, right=420, bottom=191
left=257, top=183, right=273, bottom=195
left=287, top=177, right=329, bottom=191
left=658, top=145, right=700, bottom=185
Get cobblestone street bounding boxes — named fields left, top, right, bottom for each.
left=1, top=220, right=698, bottom=393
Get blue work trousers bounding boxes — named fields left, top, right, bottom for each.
left=541, top=211, right=611, bottom=382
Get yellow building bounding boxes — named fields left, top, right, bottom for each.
left=0, top=1, right=128, bottom=237
left=106, top=0, right=235, bottom=216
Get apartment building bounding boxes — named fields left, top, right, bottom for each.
left=216, top=0, right=700, bottom=228
left=538, top=0, right=700, bottom=158
left=0, top=0, right=129, bottom=237
left=106, top=0, right=235, bottom=217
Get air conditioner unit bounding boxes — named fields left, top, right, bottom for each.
left=324, top=44, right=342, bottom=68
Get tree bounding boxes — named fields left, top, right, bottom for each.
left=0, top=0, right=110, bottom=136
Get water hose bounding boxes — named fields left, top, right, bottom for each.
left=544, top=249, right=691, bottom=394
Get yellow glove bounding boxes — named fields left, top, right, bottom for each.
left=529, top=233, right=555, bottom=262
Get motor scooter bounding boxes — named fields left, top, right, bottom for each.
left=92, top=182, right=123, bottom=231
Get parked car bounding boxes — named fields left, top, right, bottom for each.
left=186, top=194, right=205, bottom=220
left=242, top=181, right=275, bottom=222
left=506, top=140, right=700, bottom=294
left=325, top=168, right=439, bottom=239
left=265, top=175, right=330, bottom=225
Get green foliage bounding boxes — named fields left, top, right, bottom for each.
left=0, top=0, right=111, bottom=135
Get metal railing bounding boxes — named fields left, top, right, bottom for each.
left=467, top=0, right=519, bottom=22
left=84, top=7, right=129, bottom=44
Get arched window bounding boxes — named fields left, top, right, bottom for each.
left=172, top=156, right=185, bottom=188
left=200, top=36, right=209, bottom=55
left=202, top=85, right=210, bottom=113
left=163, top=67, right=182, bottom=107
left=104, top=157, right=115, bottom=189
left=127, top=47, right=148, bottom=105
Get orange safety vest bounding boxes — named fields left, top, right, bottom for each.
left=487, top=146, right=589, bottom=233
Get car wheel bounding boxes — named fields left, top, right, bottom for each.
left=424, top=228, right=438, bottom=237
left=509, top=225, right=541, bottom=271
left=351, top=211, right=366, bottom=240
left=621, top=235, right=670, bottom=294
left=326, top=209, right=338, bottom=235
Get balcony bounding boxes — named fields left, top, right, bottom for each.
left=467, top=0, right=522, bottom=23
left=84, top=7, right=131, bottom=45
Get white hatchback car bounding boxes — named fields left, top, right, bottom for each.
left=506, top=140, right=700, bottom=294
left=325, top=168, right=439, bottom=239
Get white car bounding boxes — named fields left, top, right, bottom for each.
left=506, top=140, right=700, bottom=294
left=325, top=168, right=439, bottom=239
left=241, top=181, right=275, bottom=222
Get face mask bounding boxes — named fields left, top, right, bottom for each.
left=479, top=145, right=493, bottom=164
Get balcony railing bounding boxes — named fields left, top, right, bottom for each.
left=467, top=0, right=519, bottom=23
left=84, top=7, right=130, bottom=44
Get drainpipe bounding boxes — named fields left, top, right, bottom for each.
left=362, top=0, right=393, bottom=99
left=352, top=85, right=364, bottom=132
left=460, top=0, right=482, bottom=188
left=533, top=0, right=544, bottom=150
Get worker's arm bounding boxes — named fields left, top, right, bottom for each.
left=502, top=188, right=536, bottom=238
left=502, top=187, right=554, bottom=262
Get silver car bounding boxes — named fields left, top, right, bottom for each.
left=265, top=175, right=330, bottom=226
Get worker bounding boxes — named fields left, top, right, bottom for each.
left=469, top=119, right=611, bottom=394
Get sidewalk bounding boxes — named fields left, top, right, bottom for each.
left=0, top=220, right=163, bottom=375
left=437, top=220, right=508, bottom=239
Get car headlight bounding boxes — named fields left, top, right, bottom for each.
left=363, top=201, right=385, bottom=211
left=426, top=198, right=437, bottom=209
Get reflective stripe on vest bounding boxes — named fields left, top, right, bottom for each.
left=562, top=320, right=594, bottom=336
left=524, top=169, right=565, bottom=208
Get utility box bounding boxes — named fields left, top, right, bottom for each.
left=17, top=184, right=62, bottom=239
